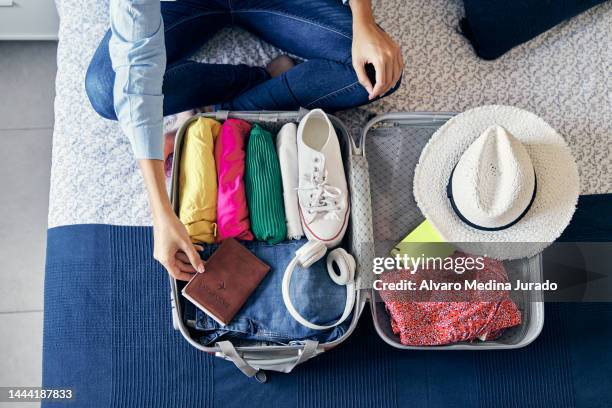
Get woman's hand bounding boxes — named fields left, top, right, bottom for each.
left=139, top=159, right=205, bottom=281
left=153, top=209, right=205, bottom=281
left=350, top=0, right=403, bottom=100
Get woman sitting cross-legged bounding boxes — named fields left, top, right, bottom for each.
left=84, top=0, right=403, bottom=281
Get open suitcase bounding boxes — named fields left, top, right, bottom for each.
left=169, top=109, right=545, bottom=382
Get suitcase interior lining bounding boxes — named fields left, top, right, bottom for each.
left=365, top=121, right=543, bottom=349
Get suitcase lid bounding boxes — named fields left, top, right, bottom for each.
left=359, top=111, right=544, bottom=350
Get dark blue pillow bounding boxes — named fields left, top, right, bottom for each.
left=460, top=0, right=608, bottom=60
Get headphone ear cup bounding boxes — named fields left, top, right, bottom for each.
left=343, top=250, right=356, bottom=274
left=326, top=248, right=356, bottom=285
left=296, top=240, right=327, bottom=268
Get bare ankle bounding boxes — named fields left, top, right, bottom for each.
left=266, top=55, right=295, bottom=78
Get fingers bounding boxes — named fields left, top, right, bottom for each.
left=370, top=46, right=403, bottom=99
left=384, top=56, right=394, bottom=94
left=177, top=261, right=197, bottom=273
left=392, top=44, right=404, bottom=90
left=353, top=59, right=374, bottom=96
left=387, top=55, right=401, bottom=95
left=176, top=251, right=204, bottom=274
left=370, top=59, right=388, bottom=100
left=156, top=248, right=201, bottom=281
left=176, top=252, right=197, bottom=273
left=176, top=252, right=191, bottom=264
left=180, top=241, right=205, bottom=273
left=162, top=256, right=194, bottom=282
left=394, top=54, right=403, bottom=87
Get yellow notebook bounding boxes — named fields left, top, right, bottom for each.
left=390, top=219, right=455, bottom=259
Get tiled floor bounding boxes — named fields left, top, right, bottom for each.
left=0, top=41, right=57, bottom=408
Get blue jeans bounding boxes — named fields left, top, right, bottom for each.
left=185, top=239, right=351, bottom=345
left=85, top=0, right=401, bottom=119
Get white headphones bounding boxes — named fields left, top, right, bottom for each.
left=281, top=240, right=356, bottom=331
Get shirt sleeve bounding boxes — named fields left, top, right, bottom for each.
left=109, top=0, right=166, bottom=160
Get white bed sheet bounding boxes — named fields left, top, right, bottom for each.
left=49, top=0, right=612, bottom=228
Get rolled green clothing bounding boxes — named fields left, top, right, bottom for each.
left=245, top=124, right=288, bottom=244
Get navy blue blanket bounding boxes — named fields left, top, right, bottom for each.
left=43, top=194, right=612, bottom=407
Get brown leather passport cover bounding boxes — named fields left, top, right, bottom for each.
left=182, top=238, right=270, bottom=326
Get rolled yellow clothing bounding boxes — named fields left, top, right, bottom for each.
left=179, top=117, right=222, bottom=243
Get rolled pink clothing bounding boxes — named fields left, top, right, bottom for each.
left=215, top=119, right=254, bottom=241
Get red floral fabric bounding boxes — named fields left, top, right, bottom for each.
left=379, top=252, right=522, bottom=346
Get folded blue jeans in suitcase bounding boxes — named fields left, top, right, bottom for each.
left=189, top=239, right=351, bottom=345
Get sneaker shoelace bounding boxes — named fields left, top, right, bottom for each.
left=297, top=169, right=344, bottom=221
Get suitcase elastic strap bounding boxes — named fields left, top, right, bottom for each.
left=217, top=340, right=319, bottom=376
left=217, top=341, right=258, bottom=377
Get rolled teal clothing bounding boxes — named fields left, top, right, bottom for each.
left=245, top=124, right=287, bottom=244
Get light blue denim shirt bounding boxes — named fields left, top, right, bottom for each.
left=109, top=0, right=166, bottom=160
left=109, top=0, right=348, bottom=160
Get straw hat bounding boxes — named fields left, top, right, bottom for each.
left=414, top=105, right=579, bottom=260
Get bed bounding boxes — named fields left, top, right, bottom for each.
left=43, top=0, right=612, bottom=406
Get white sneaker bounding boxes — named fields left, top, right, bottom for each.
left=296, top=109, right=350, bottom=248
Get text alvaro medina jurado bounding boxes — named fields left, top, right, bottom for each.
left=371, top=254, right=557, bottom=292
